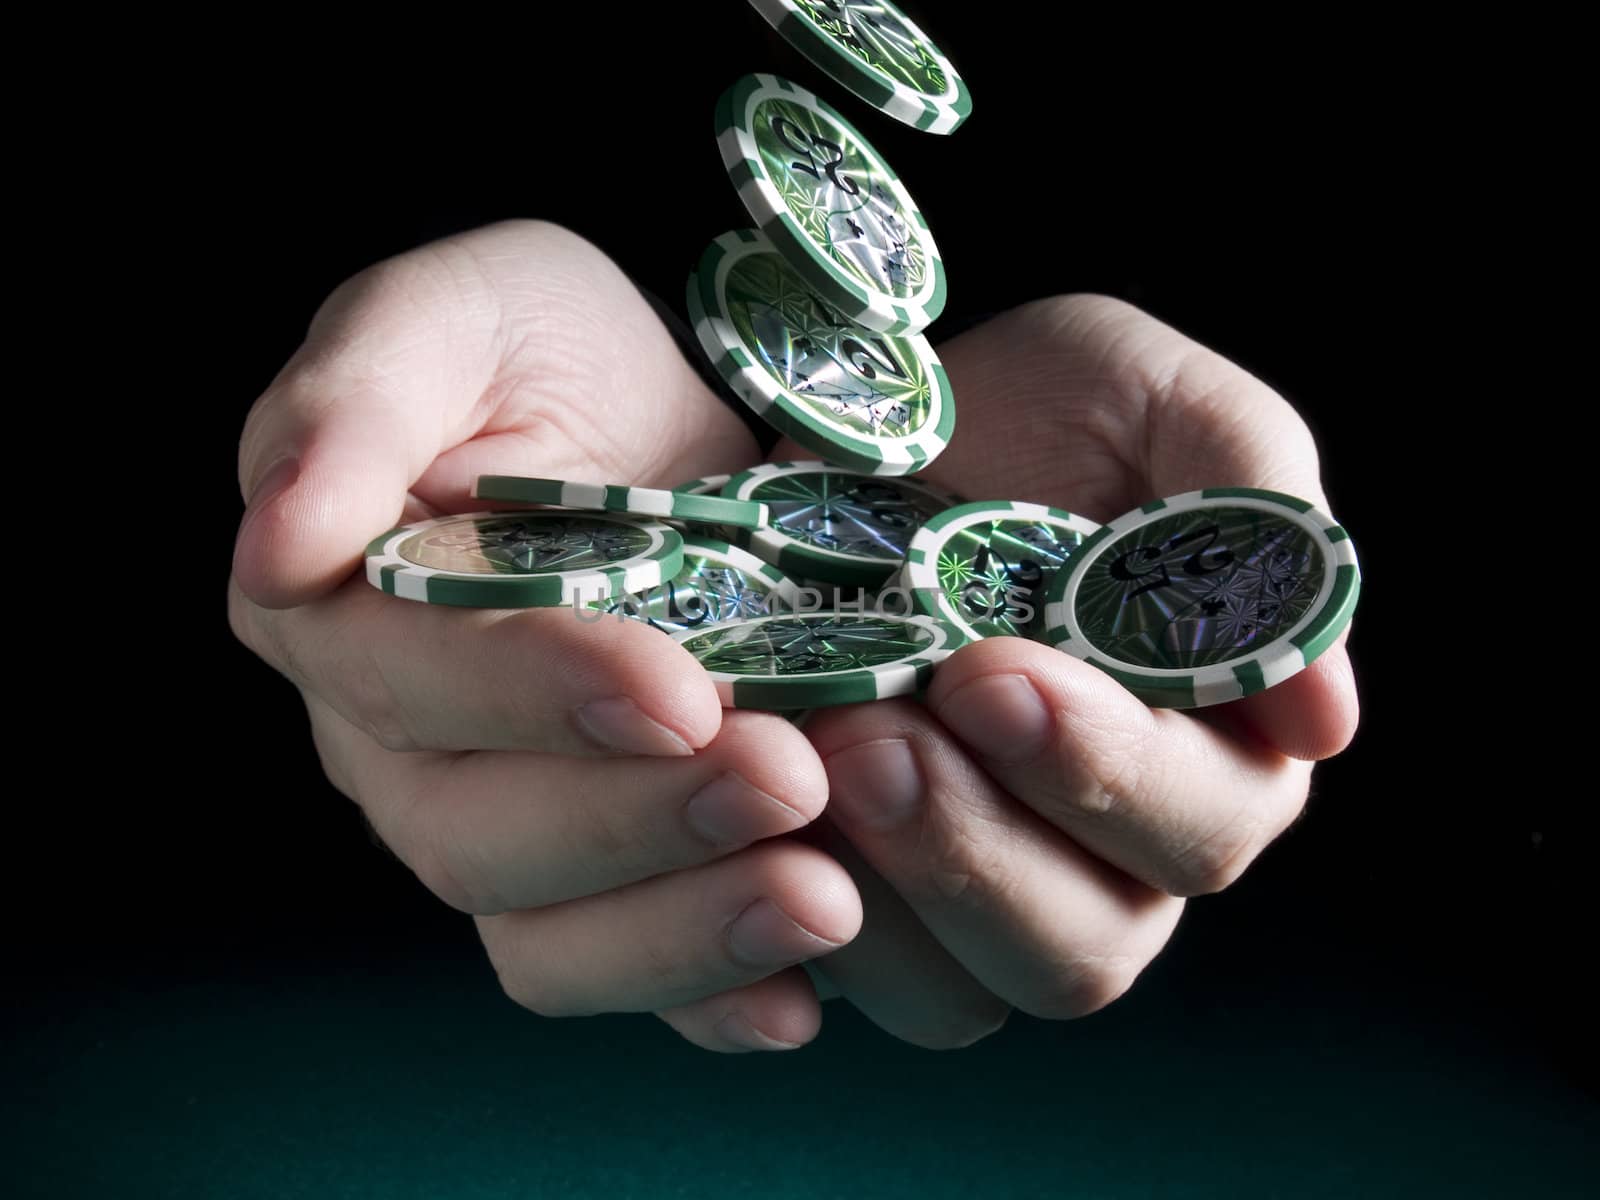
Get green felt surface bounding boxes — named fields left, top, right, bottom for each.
left=10, top=943, right=1594, bottom=1199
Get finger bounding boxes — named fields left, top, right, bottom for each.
left=308, top=700, right=827, bottom=913
left=926, top=638, right=1316, bottom=897
left=234, top=220, right=749, bottom=609
left=230, top=574, right=722, bottom=755
left=804, top=700, right=1184, bottom=1020
left=929, top=294, right=1360, bottom=759
left=477, top=840, right=862, bottom=1018
left=1225, top=627, right=1360, bottom=761
left=793, top=820, right=1013, bottom=1050
left=654, top=968, right=822, bottom=1053
left=928, top=294, right=1331, bottom=514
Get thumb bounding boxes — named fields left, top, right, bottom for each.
left=232, top=220, right=760, bottom=611
left=231, top=238, right=515, bottom=609
left=232, top=387, right=456, bottom=610
left=233, top=360, right=495, bottom=612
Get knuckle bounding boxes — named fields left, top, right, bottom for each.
left=1049, top=736, right=1144, bottom=824
left=304, top=713, right=360, bottom=805
left=344, top=669, right=423, bottom=753
left=494, top=961, right=568, bottom=1019
left=409, top=841, right=486, bottom=916
left=406, top=805, right=507, bottom=917
left=364, top=716, right=422, bottom=756
left=1019, top=952, right=1145, bottom=1021
left=903, top=810, right=1025, bottom=912
left=481, top=925, right=592, bottom=1020
left=1161, top=775, right=1309, bottom=897
left=567, top=792, right=656, bottom=883
left=1162, top=818, right=1267, bottom=896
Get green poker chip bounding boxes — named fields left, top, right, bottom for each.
left=722, top=460, right=962, bottom=587
left=585, top=535, right=805, bottom=635
left=673, top=611, right=967, bottom=710
left=364, top=511, right=684, bottom=608
left=473, top=475, right=769, bottom=531
left=671, top=474, right=733, bottom=496
left=716, top=74, right=946, bottom=335
left=905, top=501, right=1102, bottom=641
left=687, top=230, right=955, bottom=475
left=667, top=473, right=740, bottom=539
left=748, top=0, right=972, bottom=134
left=1041, top=488, right=1361, bottom=708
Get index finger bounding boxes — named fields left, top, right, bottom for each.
left=229, top=575, right=722, bottom=756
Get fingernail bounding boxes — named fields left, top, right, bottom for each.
left=936, top=674, right=1053, bottom=764
left=713, top=1012, right=802, bottom=1052
left=727, top=898, right=844, bottom=968
left=685, top=772, right=808, bottom=848
left=824, top=738, right=922, bottom=831
left=574, top=697, right=693, bottom=757
left=244, top=455, right=300, bottom=512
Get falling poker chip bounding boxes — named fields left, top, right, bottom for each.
left=472, top=475, right=769, bottom=531
left=904, top=501, right=1102, bottom=641
left=747, top=0, right=971, bottom=135
left=585, top=535, right=805, bottom=635
left=364, top=512, right=684, bottom=608
left=721, top=460, right=962, bottom=587
left=688, top=230, right=954, bottom=475
left=674, top=611, right=967, bottom=710
left=1041, top=488, right=1361, bottom=708
left=716, top=74, right=946, bottom=335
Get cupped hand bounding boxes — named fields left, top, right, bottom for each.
left=653, top=294, right=1360, bottom=1050
left=229, top=221, right=862, bottom=1052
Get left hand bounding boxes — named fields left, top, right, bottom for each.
left=656, top=294, right=1359, bottom=1049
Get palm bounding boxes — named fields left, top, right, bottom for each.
left=826, top=298, right=1320, bottom=530
left=327, top=223, right=762, bottom=530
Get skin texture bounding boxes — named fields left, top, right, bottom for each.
left=230, top=220, right=1358, bottom=1053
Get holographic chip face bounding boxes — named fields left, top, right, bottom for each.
left=401, top=514, right=653, bottom=575
left=1072, top=507, right=1323, bottom=670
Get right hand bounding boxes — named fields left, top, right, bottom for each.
left=229, top=220, right=863, bottom=1053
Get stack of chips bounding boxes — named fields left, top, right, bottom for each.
left=363, top=2, right=1361, bottom=712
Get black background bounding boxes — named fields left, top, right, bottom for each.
left=21, top=1, right=1583, bottom=1144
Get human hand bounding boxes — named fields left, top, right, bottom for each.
left=229, top=221, right=864, bottom=1052
left=652, top=295, right=1360, bottom=1049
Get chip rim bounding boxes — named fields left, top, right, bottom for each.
left=687, top=229, right=954, bottom=476
left=472, top=475, right=770, bottom=531
left=673, top=610, right=968, bottom=709
left=746, top=0, right=972, bottom=135
left=904, top=500, right=1102, bottom=641
left=722, top=460, right=963, bottom=587
left=364, top=511, right=684, bottom=608
left=1040, top=488, right=1361, bottom=708
left=715, top=73, right=946, bottom=335
left=671, top=474, right=734, bottom=496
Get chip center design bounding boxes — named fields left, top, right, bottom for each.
left=403, top=516, right=653, bottom=575
left=790, top=0, right=950, bottom=97
left=752, top=95, right=926, bottom=299
left=756, top=473, right=946, bottom=558
left=1075, top=508, right=1325, bottom=669
left=688, top=615, right=938, bottom=676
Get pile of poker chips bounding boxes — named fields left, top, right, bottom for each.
left=363, top=1, right=1360, bottom=712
